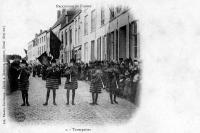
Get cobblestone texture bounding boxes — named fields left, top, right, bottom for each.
left=7, top=76, right=136, bottom=125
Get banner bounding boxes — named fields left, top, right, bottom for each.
left=37, top=52, right=50, bottom=66
left=50, top=30, right=61, bottom=59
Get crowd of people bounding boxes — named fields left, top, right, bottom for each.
left=7, top=57, right=141, bottom=106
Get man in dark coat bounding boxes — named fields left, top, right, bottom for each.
left=32, top=64, right=36, bottom=77
left=18, top=59, right=31, bottom=106
left=36, top=65, right=41, bottom=77
left=10, top=60, right=20, bottom=92
left=42, top=65, right=47, bottom=80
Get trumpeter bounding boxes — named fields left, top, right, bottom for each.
left=43, top=59, right=60, bottom=106
left=64, top=59, right=78, bottom=105
left=18, top=59, right=31, bottom=106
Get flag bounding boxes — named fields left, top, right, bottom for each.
left=24, top=49, right=27, bottom=55
left=50, top=30, right=61, bottom=59
left=37, top=52, right=50, bottom=66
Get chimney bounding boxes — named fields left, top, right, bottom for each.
left=62, top=9, right=66, bottom=15
left=57, top=10, right=61, bottom=20
left=40, top=29, right=42, bottom=33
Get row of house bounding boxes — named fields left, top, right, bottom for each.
left=27, top=5, right=139, bottom=64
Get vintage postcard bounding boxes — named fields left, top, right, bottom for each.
left=0, top=0, right=140, bottom=132
left=1, top=0, right=199, bottom=133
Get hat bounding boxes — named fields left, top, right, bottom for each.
left=94, top=69, right=103, bottom=76
left=70, top=58, right=76, bottom=63
left=21, top=59, right=27, bottom=65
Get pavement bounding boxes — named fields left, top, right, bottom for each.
left=7, top=76, right=136, bottom=125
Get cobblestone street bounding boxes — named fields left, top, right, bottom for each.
left=7, top=76, right=136, bottom=125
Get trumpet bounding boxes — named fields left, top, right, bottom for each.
left=47, top=66, right=59, bottom=72
left=17, top=66, right=29, bottom=79
left=65, top=65, right=77, bottom=74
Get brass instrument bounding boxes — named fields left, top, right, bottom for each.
left=17, top=66, right=30, bottom=79
left=64, top=65, right=77, bottom=82
left=64, top=66, right=72, bottom=82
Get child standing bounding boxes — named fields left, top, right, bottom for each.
left=43, top=59, right=60, bottom=106
left=64, top=59, right=78, bottom=105
left=123, top=71, right=131, bottom=99
left=109, top=70, right=119, bottom=104
left=89, top=64, right=103, bottom=105
left=118, top=74, right=125, bottom=97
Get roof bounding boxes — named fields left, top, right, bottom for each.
left=60, top=10, right=81, bottom=30
left=51, top=13, right=67, bottom=29
left=52, top=9, right=81, bottom=30
left=60, top=18, right=74, bottom=30
left=37, top=30, right=47, bottom=37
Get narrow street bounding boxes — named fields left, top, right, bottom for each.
left=7, top=76, right=136, bottom=125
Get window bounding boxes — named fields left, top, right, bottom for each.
left=84, top=15, right=88, bottom=35
left=84, top=42, right=88, bottom=62
left=65, top=30, right=68, bottom=46
left=91, top=40, right=95, bottom=61
left=116, top=6, right=122, bottom=14
left=75, top=20, right=77, bottom=45
left=69, top=29, right=72, bottom=45
left=132, top=21, right=138, bottom=58
left=91, top=10, right=96, bottom=32
left=78, top=16, right=81, bottom=43
left=109, top=7, right=115, bottom=20
left=78, top=26, right=81, bottom=44
left=97, top=37, right=101, bottom=60
left=103, top=35, right=107, bottom=59
left=101, top=8, right=105, bottom=25
left=61, top=32, right=64, bottom=43
left=75, top=20, right=77, bottom=28
left=75, top=29, right=77, bottom=45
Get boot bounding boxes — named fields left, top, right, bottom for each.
left=21, top=103, right=25, bottom=106
left=110, top=93, right=114, bottom=104
left=66, top=90, right=70, bottom=105
left=25, top=91, right=30, bottom=106
left=21, top=91, right=26, bottom=106
left=43, top=103, right=48, bottom=106
left=114, top=95, right=118, bottom=104
left=53, top=90, right=57, bottom=105
left=72, top=90, right=75, bottom=105
left=95, top=93, right=98, bottom=105
left=90, top=93, right=95, bottom=105
left=43, top=89, right=50, bottom=106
